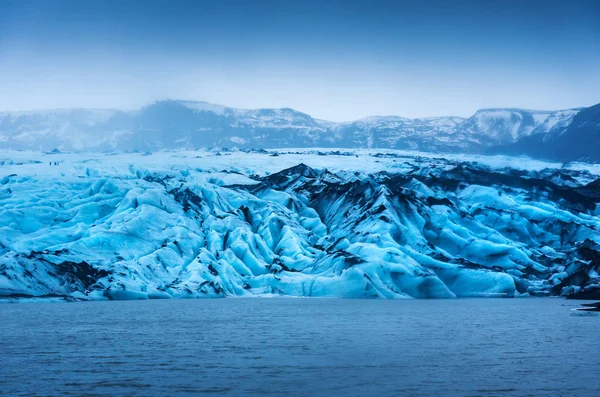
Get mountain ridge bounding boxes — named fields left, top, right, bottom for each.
left=0, top=99, right=596, bottom=161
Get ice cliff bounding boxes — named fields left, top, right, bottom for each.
left=1, top=149, right=599, bottom=300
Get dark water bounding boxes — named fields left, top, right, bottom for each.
left=1, top=298, right=599, bottom=397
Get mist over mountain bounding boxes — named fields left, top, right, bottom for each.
left=488, top=103, right=600, bottom=162
left=0, top=100, right=597, bottom=161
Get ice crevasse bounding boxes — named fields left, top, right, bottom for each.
left=0, top=151, right=599, bottom=300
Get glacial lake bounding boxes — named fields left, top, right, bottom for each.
left=1, top=298, right=599, bottom=397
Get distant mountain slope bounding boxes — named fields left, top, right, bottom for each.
left=0, top=99, right=594, bottom=161
left=458, top=108, right=581, bottom=143
left=488, top=104, right=600, bottom=162
left=0, top=108, right=132, bottom=151
left=328, top=115, right=467, bottom=151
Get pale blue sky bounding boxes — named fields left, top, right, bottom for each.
left=0, top=0, right=598, bottom=120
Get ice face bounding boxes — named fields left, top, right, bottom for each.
left=0, top=149, right=599, bottom=300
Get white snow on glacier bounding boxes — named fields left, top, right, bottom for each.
left=0, top=149, right=599, bottom=300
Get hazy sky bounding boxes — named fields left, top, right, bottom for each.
left=1, top=0, right=599, bottom=121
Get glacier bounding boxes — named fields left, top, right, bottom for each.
left=1, top=149, right=599, bottom=300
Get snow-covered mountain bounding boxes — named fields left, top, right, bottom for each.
left=327, top=115, right=467, bottom=151
left=0, top=100, right=329, bottom=151
left=488, top=103, right=600, bottom=162
left=1, top=149, right=599, bottom=300
left=457, top=108, right=580, bottom=143
left=0, top=100, right=590, bottom=160
left=0, top=108, right=132, bottom=151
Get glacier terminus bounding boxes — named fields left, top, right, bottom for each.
left=1, top=149, right=599, bottom=301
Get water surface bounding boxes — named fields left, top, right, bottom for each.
left=1, top=298, right=598, bottom=396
